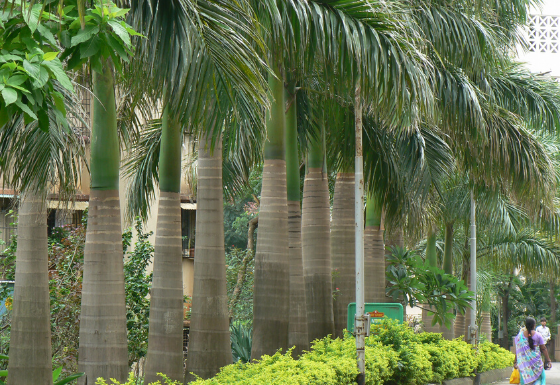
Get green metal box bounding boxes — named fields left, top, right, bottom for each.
left=347, top=302, right=404, bottom=332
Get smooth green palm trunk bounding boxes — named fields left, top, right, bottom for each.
left=285, top=85, right=308, bottom=356
left=365, top=194, right=385, bottom=303
left=302, top=120, right=334, bottom=342
left=443, top=223, right=453, bottom=275
left=251, top=71, right=290, bottom=359
left=7, top=194, right=53, bottom=385
left=331, top=172, right=355, bottom=337
left=144, top=108, right=184, bottom=384
left=78, top=62, right=128, bottom=384
left=425, top=228, right=437, bottom=267
left=186, top=134, right=232, bottom=380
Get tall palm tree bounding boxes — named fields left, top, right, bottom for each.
left=302, top=116, right=334, bottom=342
left=59, top=3, right=141, bottom=381
left=120, top=0, right=268, bottom=379
left=251, top=66, right=291, bottom=357
left=250, top=0, right=431, bottom=353
left=284, top=81, right=308, bottom=356
left=332, top=172, right=356, bottom=336
left=0, top=4, right=84, bottom=383
left=142, top=108, right=184, bottom=384
left=364, top=194, right=385, bottom=303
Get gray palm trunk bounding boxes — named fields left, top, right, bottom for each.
left=288, top=200, right=309, bottom=355
left=78, top=189, right=128, bottom=383
left=364, top=226, right=385, bottom=303
left=185, top=135, right=232, bottom=381
left=7, top=194, right=52, bottom=385
left=251, top=70, right=290, bottom=359
left=144, top=191, right=184, bottom=384
left=331, top=173, right=355, bottom=337
left=302, top=168, right=334, bottom=341
left=251, top=158, right=290, bottom=357
left=285, top=84, right=308, bottom=356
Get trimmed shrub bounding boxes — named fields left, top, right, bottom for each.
left=477, top=341, right=514, bottom=372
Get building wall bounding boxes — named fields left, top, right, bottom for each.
left=517, top=0, right=560, bottom=77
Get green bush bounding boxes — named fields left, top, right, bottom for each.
left=180, top=320, right=514, bottom=385
left=476, top=341, right=514, bottom=372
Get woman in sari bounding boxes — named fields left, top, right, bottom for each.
left=514, top=317, right=552, bottom=385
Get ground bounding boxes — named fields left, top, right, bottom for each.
left=494, top=363, right=560, bottom=385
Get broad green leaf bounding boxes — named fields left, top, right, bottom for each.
left=52, top=91, right=66, bottom=118
left=54, top=372, right=84, bottom=385
left=23, top=60, right=41, bottom=80
left=43, top=59, right=73, bottom=92
left=32, top=66, right=49, bottom=89
left=23, top=4, right=42, bottom=34
left=0, top=369, right=7, bottom=376
left=0, top=54, right=22, bottom=63
left=59, top=30, right=72, bottom=48
left=38, top=107, right=50, bottom=132
left=37, top=24, right=57, bottom=46
left=108, top=20, right=131, bottom=46
left=105, top=33, right=129, bottom=62
left=2, top=87, right=17, bottom=105
left=79, top=36, right=101, bottom=59
left=7, top=75, right=28, bottom=87
left=70, top=25, right=100, bottom=47
left=15, top=100, right=37, bottom=120
left=42, top=52, right=59, bottom=61
left=52, top=367, right=62, bottom=382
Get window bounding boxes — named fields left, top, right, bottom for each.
left=528, top=15, right=560, bottom=53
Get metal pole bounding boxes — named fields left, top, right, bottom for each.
left=354, top=82, right=366, bottom=385
left=469, top=189, right=477, bottom=344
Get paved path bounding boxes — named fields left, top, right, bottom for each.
left=493, top=363, right=560, bottom=384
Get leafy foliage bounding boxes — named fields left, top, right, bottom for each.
left=226, top=248, right=254, bottom=326
left=230, top=323, right=252, bottom=364
left=184, top=319, right=512, bottom=385
left=0, top=213, right=153, bottom=373
left=122, top=219, right=153, bottom=366
left=0, top=1, right=73, bottom=130
left=60, top=0, right=139, bottom=74
left=386, top=246, right=473, bottom=327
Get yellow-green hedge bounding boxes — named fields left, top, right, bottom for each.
left=96, top=319, right=514, bottom=385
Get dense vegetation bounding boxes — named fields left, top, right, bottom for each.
left=94, top=320, right=514, bottom=385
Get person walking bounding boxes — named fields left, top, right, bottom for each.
left=514, top=317, right=552, bottom=385
left=536, top=317, right=552, bottom=351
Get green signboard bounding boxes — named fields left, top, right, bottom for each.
left=347, top=302, right=404, bottom=332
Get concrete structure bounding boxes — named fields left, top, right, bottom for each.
left=517, top=1, right=560, bottom=78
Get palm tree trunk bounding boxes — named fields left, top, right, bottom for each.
left=331, top=173, right=355, bottom=338
left=285, top=83, right=308, bottom=356
left=7, top=194, right=53, bottom=384
left=144, top=109, right=184, bottom=384
left=186, top=134, right=232, bottom=380
left=425, top=227, right=437, bottom=267
left=443, top=223, right=453, bottom=275
left=365, top=193, right=385, bottom=304
left=78, top=61, right=128, bottom=384
left=302, top=118, right=334, bottom=342
left=251, top=70, right=290, bottom=359
left=442, top=222, right=454, bottom=338
left=550, top=280, right=556, bottom=360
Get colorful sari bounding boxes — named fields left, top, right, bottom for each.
left=514, top=329, right=546, bottom=385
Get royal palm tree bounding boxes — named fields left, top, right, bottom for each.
left=58, top=2, right=141, bottom=381
left=121, top=0, right=267, bottom=378
left=285, top=81, right=308, bottom=356
left=0, top=4, right=84, bottom=383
